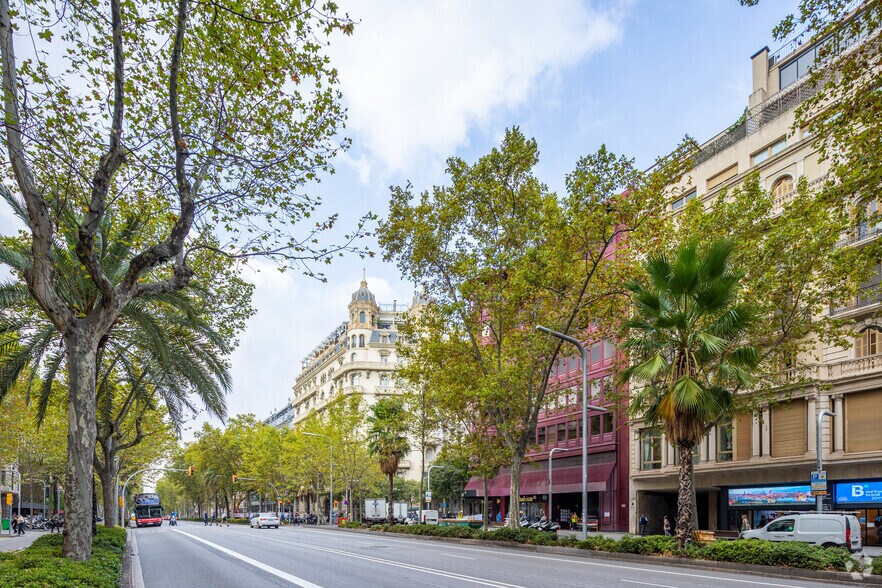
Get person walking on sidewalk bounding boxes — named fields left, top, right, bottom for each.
left=203, top=512, right=209, bottom=526
left=663, top=516, right=671, bottom=536
left=639, top=514, right=648, bottom=536
left=16, top=514, right=25, bottom=535
left=740, top=514, right=751, bottom=536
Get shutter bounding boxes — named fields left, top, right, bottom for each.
left=846, top=391, right=882, bottom=453
left=771, top=401, right=807, bottom=457
left=734, top=413, right=753, bottom=461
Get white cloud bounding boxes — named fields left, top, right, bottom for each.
left=331, top=0, right=625, bottom=174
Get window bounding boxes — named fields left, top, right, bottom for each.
left=640, top=429, right=662, bottom=470
left=751, top=137, right=788, bottom=166
left=855, top=327, right=882, bottom=358
left=707, top=164, right=738, bottom=190
left=717, top=419, right=733, bottom=462
left=590, top=415, right=601, bottom=436
left=557, top=422, right=567, bottom=443
left=770, top=402, right=807, bottom=457
left=604, top=340, right=615, bottom=359
left=602, top=413, right=614, bottom=434
left=671, top=189, right=697, bottom=211
left=351, top=336, right=356, bottom=348
left=350, top=373, right=360, bottom=386
left=380, top=374, right=389, bottom=387
left=846, top=390, right=882, bottom=452
left=537, top=427, right=546, bottom=446
left=547, top=425, right=557, bottom=445
left=381, top=353, right=389, bottom=364
left=568, top=420, right=578, bottom=442
left=359, top=311, right=366, bottom=324
left=590, top=343, right=601, bottom=364
left=425, top=447, right=435, bottom=462
left=771, top=176, right=794, bottom=199
left=358, top=334, right=365, bottom=347
left=767, top=518, right=795, bottom=533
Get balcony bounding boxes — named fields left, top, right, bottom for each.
left=829, top=274, right=882, bottom=317
left=771, top=174, right=829, bottom=216
left=836, top=223, right=882, bottom=248
left=827, top=353, right=882, bottom=379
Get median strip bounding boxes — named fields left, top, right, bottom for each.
left=171, top=529, right=323, bottom=588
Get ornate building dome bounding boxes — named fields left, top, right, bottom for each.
left=352, top=278, right=376, bottom=304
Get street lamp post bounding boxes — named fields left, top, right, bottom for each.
left=303, top=432, right=334, bottom=526
left=547, top=448, right=571, bottom=528
left=536, top=325, right=608, bottom=541
left=426, top=465, right=445, bottom=521
left=816, top=410, right=836, bottom=513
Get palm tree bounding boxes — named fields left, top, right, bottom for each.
left=366, top=397, right=410, bottom=523
left=621, top=239, right=759, bottom=546
left=0, top=189, right=231, bottom=525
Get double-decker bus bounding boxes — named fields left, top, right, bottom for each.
left=133, top=493, right=163, bottom=527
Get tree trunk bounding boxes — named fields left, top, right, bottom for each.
left=91, top=475, right=98, bottom=537
left=63, top=336, right=99, bottom=561
left=98, top=463, right=117, bottom=528
left=676, top=442, right=696, bottom=547
left=507, top=453, right=522, bottom=529
left=481, top=476, right=489, bottom=531
left=387, top=472, right=394, bottom=523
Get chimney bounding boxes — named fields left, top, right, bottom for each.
left=749, top=46, right=770, bottom=109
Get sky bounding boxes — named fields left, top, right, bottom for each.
left=0, top=0, right=800, bottom=438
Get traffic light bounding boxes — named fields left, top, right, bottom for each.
left=334, top=500, right=338, bottom=509
left=232, top=474, right=238, bottom=482
left=277, top=499, right=282, bottom=506
left=187, top=466, right=195, bottom=476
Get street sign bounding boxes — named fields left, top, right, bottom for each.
left=811, top=470, right=828, bottom=496
left=441, top=502, right=446, bottom=508
left=425, top=491, right=431, bottom=502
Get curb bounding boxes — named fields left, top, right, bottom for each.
left=324, top=527, right=882, bottom=586
left=120, top=529, right=145, bottom=588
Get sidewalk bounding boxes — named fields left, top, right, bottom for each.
left=0, top=530, right=47, bottom=552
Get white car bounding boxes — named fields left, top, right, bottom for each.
left=249, top=512, right=280, bottom=529
left=740, top=512, right=862, bottom=552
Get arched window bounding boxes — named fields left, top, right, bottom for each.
left=359, top=311, right=366, bottom=324
left=351, top=353, right=357, bottom=362
left=351, top=373, right=360, bottom=386
left=855, top=326, right=882, bottom=358
left=380, top=374, right=389, bottom=387
left=359, top=334, right=365, bottom=347
left=351, top=335, right=356, bottom=348
left=771, top=176, right=793, bottom=198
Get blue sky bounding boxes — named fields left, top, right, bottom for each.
left=221, top=0, right=798, bottom=431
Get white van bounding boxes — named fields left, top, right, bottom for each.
left=740, top=512, right=862, bottom=552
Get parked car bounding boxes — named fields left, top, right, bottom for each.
left=249, top=512, right=280, bottom=529
left=740, top=512, right=862, bottom=552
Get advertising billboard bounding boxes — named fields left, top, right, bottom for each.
left=727, top=485, right=814, bottom=506
left=835, top=481, right=882, bottom=504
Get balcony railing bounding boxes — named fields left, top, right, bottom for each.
left=830, top=269, right=882, bottom=316
left=827, top=353, right=882, bottom=379
left=771, top=174, right=830, bottom=215
left=836, top=223, right=882, bottom=248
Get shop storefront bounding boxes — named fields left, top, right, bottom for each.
left=834, top=480, right=882, bottom=546
left=721, top=484, right=816, bottom=530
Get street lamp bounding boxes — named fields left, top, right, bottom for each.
left=536, top=325, right=608, bottom=540
left=547, top=448, right=571, bottom=528
left=816, top=410, right=836, bottom=513
left=303, top=432, right=334, bottom=526
left=426, top=465, right=445, bottom=521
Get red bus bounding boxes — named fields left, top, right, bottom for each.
left=133, top=493, right=163, bottom=527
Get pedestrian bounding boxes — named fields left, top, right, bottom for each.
left=222, top=512, right=230, bottom=527
left=211, top=513, right=217, bottom=526
left=663, top=516, right=671, bottom=536
left=11, top=515, right=17, bottom=535
left=570, top=512, right=579, bottom=529
left=759, top=515, right=767, bottom=527
left=875, top=514, right=881, bottom=542
left=639, top=513, right=649, bottom=536
left=495, top=511, right=501, bottom=524
left=740, top=514, right=751, bottom=534
left=17, top=514, right=25, bottom=535
left=203, top=512, right=209, bottom=526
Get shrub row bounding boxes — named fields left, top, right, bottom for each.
left=871, top=556, right=882, bottom=576
left=359, top=525, right=859, bottom=573
left=0, top=526, right=127, bottom=587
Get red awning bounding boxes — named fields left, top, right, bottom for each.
left=464, top=463, right=614, bottom=497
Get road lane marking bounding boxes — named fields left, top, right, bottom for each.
left=621, top=580, right=678, bottom=588
left=171, top=529, right=322, bottom=588
left=440, top=553, right=476, bottom=560
left=295, top=530, right=811, bottom=588
left=244, top=533, right=525, bottom=588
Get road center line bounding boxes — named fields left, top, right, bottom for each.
left=171, top=529, right=323, bottom=588
left=440, top=553, right=477, bottom=560
left=245, top=532, right=525, bottom=588
left=621, top=580, right=679, bottom=588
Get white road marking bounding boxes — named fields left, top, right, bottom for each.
left=171, top=529, right=323, bottom=588
left=243, top=533, right=525, bottom=588
left=296, top=529, right=813, bottom=588
left=621, top=580, right=678, bottom=588
left=440, top=553, right=476, bottom=560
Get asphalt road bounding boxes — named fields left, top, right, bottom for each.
left=131, top=521, right=850, bottom=588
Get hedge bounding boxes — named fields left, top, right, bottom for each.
left=354, top=525, right=860, bottom=573
left=0, top=526, right=126, bottom=588
left=871, top=556, right=882, bottom=576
